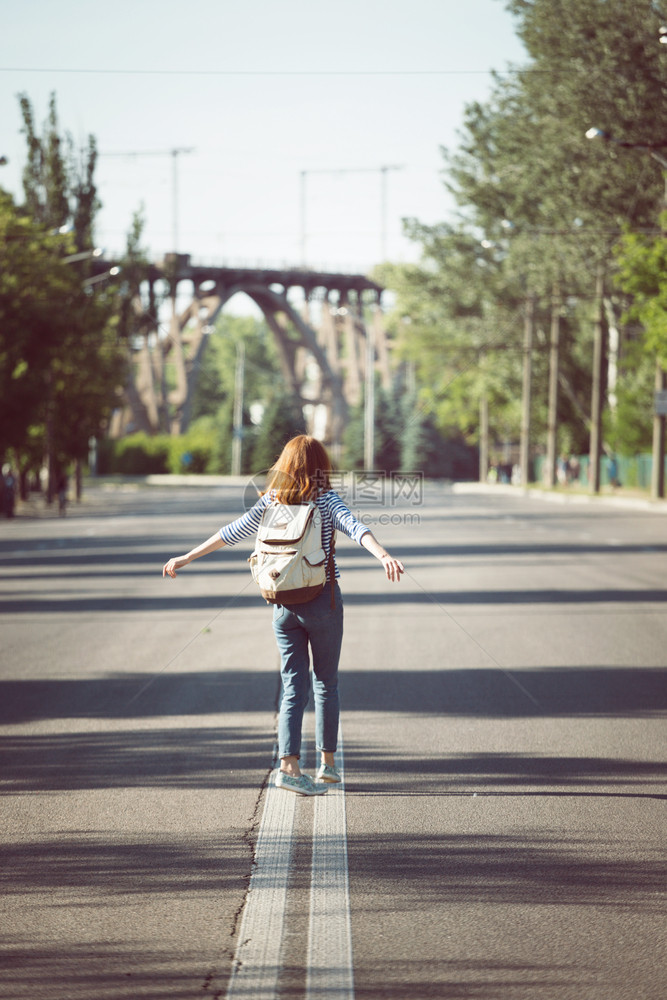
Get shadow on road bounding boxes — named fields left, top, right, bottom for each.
left=0, top=725, right=276, bottom=793
left=2, top=829, right=250, bottom=895
left=1, top=667, right=665, bottom=727
left=343, top=749, right=667, bottom=800
left=1, top=938, right=228, bottom=1000
left=343, top=829, right=665, bottom=997
left=345, top=959, right=599, bottom=1000
left=1, top=666, right=665, bottom=795
left=2, top=587, right=667, bottom=615
left=345, top=830, right=666, bottom=909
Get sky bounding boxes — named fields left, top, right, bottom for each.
left=0, top=0, right=527, bottom=281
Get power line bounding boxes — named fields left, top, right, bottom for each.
left=0, top=66, right=529, bottom=77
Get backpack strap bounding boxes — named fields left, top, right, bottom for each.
left=328, top=531, right=336, bottom=608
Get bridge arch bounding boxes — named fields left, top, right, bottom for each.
left=110, top=256, right=390, bottom=453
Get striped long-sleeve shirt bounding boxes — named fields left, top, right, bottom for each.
left=219, top=490, right=369, bottom=580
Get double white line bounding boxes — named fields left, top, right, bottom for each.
left=225, top=732, right=354, bottom=999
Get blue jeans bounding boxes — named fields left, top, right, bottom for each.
left=272, top=582, right=344, bottom=760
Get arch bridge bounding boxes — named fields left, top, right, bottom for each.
left=109, top=254, right=390, bottom=452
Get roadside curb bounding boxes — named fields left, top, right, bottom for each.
left=10, top=475, right=667, bottom=520
left=9, top=475, right=252, bottom=520
left=452, top=480, right=667, bottom=513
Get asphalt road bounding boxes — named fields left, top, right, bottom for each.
left=1, top=480, right=665, bottom=1000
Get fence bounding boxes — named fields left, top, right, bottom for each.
left=533, top=453, right=659, bottom=491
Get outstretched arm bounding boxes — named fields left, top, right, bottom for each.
left=163, top=533, right=227, bottom=578
left=360, top=530, right=404, bottom=582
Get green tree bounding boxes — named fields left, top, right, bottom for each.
left=342, top=385, right=403, bottom=472
left=0, top=191, right=125, bottom=487
left=496, top=0, right=667, bottom=459
left=253, top=391, right=307, bottom=472
left=500, top=0, right=667, bottom=234
left=379, top=0, right=667, bottom=474
left=400, top=391, right=476, bottom=479
left=375, top=227, right=527, bottom=457
left=190, top=314, right=280, bottom=422
left=614, top=215, right=667, bottom=364
left=0, top=191, right=75, bottom=456
left=190, top=313, right=283, bottom=473
left=19, top=91, right=100, bottom=252
left=2, top=93, right=126, bottom=494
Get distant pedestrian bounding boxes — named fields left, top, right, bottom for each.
left=56, top=471, right=68, bottom=516
left=162, top=435, right=405, bottom=795
left=567, top=455, right=581, bottom=485
left=608, top=455, right=620, bottom=489
left=2, top=465, right=16, bottom=518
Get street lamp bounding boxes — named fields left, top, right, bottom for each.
left=585, top=127, right=667, bottom=170
left=82, top=266, right=121, bottom=288
left=586, top=126, right=667, bottom=499
left=61, top=247, right=104, bottom=265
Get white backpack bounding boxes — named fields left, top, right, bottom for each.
left=248, top=500, right=332, bottom=605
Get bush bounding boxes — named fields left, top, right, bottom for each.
left=167, top=418, right=217, bottom=474
left=98, top=425, right=218, bottom=476
left=97, top=433, right=170, bottom=474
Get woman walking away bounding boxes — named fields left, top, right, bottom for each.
left=162, top=435, right=404, bottom=795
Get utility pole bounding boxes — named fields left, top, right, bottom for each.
left=479, top=391, right=489, bottom=483
left=100, top=147, right=195, bottom=437
left=589, top=265, right=605, bottom=494
left=546, top=282, right=561, bottom=487
left=299, top=165, right=403, bottom=265
left=379, top=165, right=398, bottom=261
left=364, top=311, right=376, bottom=470
left=232, top=341, right=245, bottom=476
left=520, top=295, right=535, bottom=487
left=99, top=147, right=194, bottom=251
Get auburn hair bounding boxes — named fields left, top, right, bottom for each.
left=264, top=435, right=332, bottom=503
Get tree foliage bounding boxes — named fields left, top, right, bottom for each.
left=343, top=385, right=404, bottom=472
left=191, top=314, right=280, bottom=421
left=19, top=91, right=100, bottom=251
left=0, top=191, right=76, bottom=455
left=614, top=213, right=667, bottom=364
left=189, top=313, right=285, bottom=473
left=379, top=0, right=667, bottom=467
left=0, top=191, right=126, bottom=472
left=1, top=93, right=126, bottom=486
left=253, top=392, right=307, bottom=472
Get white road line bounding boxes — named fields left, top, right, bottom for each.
left=225, top=733, right=355, bottom=1000
left=306, top=730, right=355, bottom=1000
left=225, top=767, right=297, bottom=1000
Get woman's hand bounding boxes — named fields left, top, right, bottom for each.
left=381, top=553, right=404, bottom=583
left=162, top=533, right=226, bottom=579
left=162, top=555, right=190, bottom=578
left=359, top=532, right=404, bottom=582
